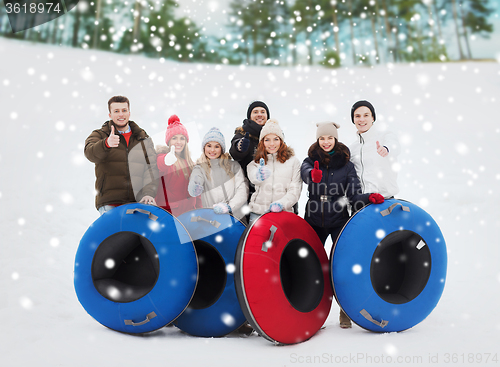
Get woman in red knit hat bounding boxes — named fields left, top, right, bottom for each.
left=155, top=115, right=201, bottom=216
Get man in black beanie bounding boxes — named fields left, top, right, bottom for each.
left=351, top=100, right=376, bottom=124
left=229, top=100, right=270, bottom=178
left=247, top=101, right=270, bottom=121
left=349, top=100, right=400, bottom=198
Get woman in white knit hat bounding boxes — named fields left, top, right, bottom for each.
left=301, top=121, right=385, bottom=329
left=188, top=127, right=249, bottom=220
left=246, top=119, right=302, bottom=223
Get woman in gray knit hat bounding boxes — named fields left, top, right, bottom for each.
left=188, top=127, right=249, bottom=220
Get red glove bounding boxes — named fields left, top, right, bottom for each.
left=311, top=161, right=322, bottom=183
left=369, top=193, right=385, bottom=204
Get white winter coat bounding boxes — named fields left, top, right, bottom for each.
left=349, top=125, right=400, bottom=198
left=247, top=152, right=302, bottom=215
left=188, top=158, right=249, bottom=219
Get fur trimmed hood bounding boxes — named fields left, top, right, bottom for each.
left=308, top=143, right=349, bottom=170
left=156, top=145, right=170, bottom=154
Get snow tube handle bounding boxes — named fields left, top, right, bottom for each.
left=124, top=311, right=157, bottom=326
left=380, top=203, right=410, bottom=217
left=261, top=225, right=277, bottom=252
left=360, top=309, right=388, bottom=328
left=190, top=216, right=221, bottom=228
left=125, top=208, right=158, bottom=221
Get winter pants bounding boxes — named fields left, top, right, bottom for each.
left=308, top=222, right=346, bottom=247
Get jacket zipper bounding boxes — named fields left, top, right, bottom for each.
left=271, top=154, right=275, bottom=205
left=359, top=134, right=366, bottom=192
left=322, top=165, right=328, bottom=228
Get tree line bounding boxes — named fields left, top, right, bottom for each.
left=0, top=0, right=494, bottom=67
left=225, top=0, right=494, bottom=66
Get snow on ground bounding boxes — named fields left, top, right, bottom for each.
left=1, top=38, right=500, bottom=366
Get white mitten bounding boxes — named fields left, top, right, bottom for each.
left=164, top=145, right=177, bottom=166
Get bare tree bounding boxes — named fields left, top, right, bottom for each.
left=451, top=0, right=466, bottom=59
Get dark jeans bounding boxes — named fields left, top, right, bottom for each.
left=308, top=222, right=346, bottom=247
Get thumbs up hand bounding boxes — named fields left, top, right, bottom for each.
left=311, top=161, right=323, bottom=183
left=256, top=158, right=271, bottom=182
left=376, top=141, right=388, bottom=157
left=107, top=125, right=120, bottom=148
left=189, top=177, right=204, bottom=197
left=164, top=145, right=177, bottom=166
left=236, top=132, right=250, bottom=152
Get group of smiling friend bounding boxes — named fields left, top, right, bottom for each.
left=84, top=97, right=400, bottom=330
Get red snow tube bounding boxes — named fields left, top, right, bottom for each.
left=235, top=212, right=332, bottom=344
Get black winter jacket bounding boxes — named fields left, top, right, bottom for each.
left=301, top=148, right=370, bottom=228
left=229, top=119, right=263, bottom=179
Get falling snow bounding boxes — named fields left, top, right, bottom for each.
left=352, top=264, right=362, bottom=275
left=1, top=32, right=499, bottom=366
left=221, top=312, right=236, bottom=327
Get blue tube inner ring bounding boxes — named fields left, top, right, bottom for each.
left=370, top=230, right=431, bottom=305
left=91, top=231, right=160, bottom=303
left=188, top=240, right=227, bottom=310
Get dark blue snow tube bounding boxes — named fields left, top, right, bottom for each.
left=74, top=203, right=198, bottom=334
left=173, top=208, right=247, bottom=337
left=331, top=199, right=447, bottom=332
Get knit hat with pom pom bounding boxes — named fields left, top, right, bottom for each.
left=165, top=115, right=189, bottom=144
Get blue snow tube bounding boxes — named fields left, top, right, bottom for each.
left=74, top=203, right=198, bottom=334
left=173, top=208, right=247, bottom=337
left=331, top=199, right=447, bottom=332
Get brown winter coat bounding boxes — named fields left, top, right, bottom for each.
left=84, top=120, right=159, bottom=209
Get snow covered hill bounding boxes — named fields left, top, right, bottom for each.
left=1, top=38, right=499, bottom=366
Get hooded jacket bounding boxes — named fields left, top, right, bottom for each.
left=84, top=120, right=159, bottom=209
left=349, top=125, right=400, bottom=198
left=247, top=149, right=302, bottom=215
left=301, top=147, right=370, bottom=229
left=188, top=158, right=249, bottom=220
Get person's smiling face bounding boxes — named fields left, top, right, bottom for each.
left=263, top=134, right=281, bottom=154
left=168, top=134, right=186, bottom=153
left=108, top=102, right=130, bottom=131
left=353, top=106, right=374, bottom=133
left=318, top=135, right=336, bottom=152
left=204, top=141, right=222, bottom=160
left=250, top=107, right=268, bottom=126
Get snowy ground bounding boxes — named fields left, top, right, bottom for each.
left=1, top=38, right=500, bottom=366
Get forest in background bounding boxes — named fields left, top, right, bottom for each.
left=0, top=0, right=495, bottom=67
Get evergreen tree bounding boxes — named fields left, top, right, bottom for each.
left=460, top=0, right=494, bottom=59
left=292, top=0, right=320, bottom=65
left=227, top=0, right=282, bottom=65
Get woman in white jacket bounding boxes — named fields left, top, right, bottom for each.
left=188, top=127, right=249, bottom=220
left=247, top=119, right=302, bottom=223
left=349, top=100, right=400, bottom=199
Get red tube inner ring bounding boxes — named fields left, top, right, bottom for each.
left=280, top=239, right=324, bottom=313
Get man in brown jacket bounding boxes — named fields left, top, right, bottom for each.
left=85, top=96, right=159, bottom=214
